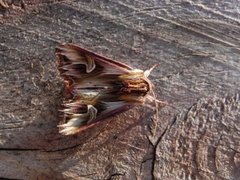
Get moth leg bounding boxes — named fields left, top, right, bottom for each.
left=146, top=95, right=168, bottom=106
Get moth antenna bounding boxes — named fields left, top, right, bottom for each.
left=148, top=89, right=159, bottom=137
left=152, top=89, right=159, bottom=115
left=146, top=84, right=169, bottom=137
left=147, top=95, right=168, bottom=105
left=144, top=63, right=159, bottom=77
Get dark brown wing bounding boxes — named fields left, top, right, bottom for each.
left=56, top=43, right=132, bottom=78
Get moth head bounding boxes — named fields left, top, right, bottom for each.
left=128, top=64, right=160, bottom=105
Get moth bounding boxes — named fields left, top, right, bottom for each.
left=56, top=43, right=159, bottom=135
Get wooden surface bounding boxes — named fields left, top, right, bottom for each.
left=1, top=0, right=240, bottom=179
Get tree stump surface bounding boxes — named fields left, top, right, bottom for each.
left=0, top=0, right=239, bottom=179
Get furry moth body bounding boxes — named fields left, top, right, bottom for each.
left=56, top=43, right=157, bottom=135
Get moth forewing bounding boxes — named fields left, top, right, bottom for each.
left=56, top=43, right=158, bottom=135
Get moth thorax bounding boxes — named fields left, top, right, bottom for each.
left=120, top=78, right=149, bottom=94
left=118, top=70, right=150, bottom=95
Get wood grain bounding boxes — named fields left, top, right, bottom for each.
left=0, top=0, right=239, bottom=179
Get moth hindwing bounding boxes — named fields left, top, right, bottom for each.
left=56, top=43, right=156, bottom=135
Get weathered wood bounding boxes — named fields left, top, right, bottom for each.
left=0, top=0, right=239, bottom=179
